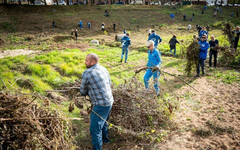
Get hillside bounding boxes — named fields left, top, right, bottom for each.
left=0, top=5, right=240, bottom=150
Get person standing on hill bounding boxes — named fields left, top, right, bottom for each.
left=52, top=21, right=55, bottom=28
left=74, top=29, right=78, bottom=40
left=232, top=26, right=240, bottom=50
left=113, top=23, right=116, bottom=32
left=80, top=53, right=114, bottom=150
left=101, top=23, right=105, bottom=31
left=87, top=22, right=91, bottom=29
left=170, top=13, right=175, bottom=20
left=196, top=24, right=202, bottom=35
left=105, top=10, right=109, bottom=17
left=148, top=30, right=162, bottom=49
left=199, top=26, right=208, bottom=38
left=183, top=14, right=186, bottom=21
left=209, top=35, right=219, bottom=67
left=120, top=33, right=131, bottom=63
left=196, top=34, right=209, bottom=77
left=169, top=35, right=180, bottom=56
left=144, top=40, right=162, bottom=96
left=79, top=20, right=83, bottom=29
left=192, top=13, right=195, bottom=20
left=204, top=5, right=207, bottom=11
left=148, top=29, right=151, bottom=36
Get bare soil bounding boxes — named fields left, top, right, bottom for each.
left=158, top=77, right=240, bottom=150
left=0, top=49, right=37, bottom=58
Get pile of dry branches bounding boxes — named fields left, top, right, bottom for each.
left=222, top=22, right=234, bottom=48
left=0, top=93, right=73, bottom=150
left=110, top=78, right=170, bottom=139
left=185, top=40, right=199, bottom=75
left=212, top=46, right=237, bottom=64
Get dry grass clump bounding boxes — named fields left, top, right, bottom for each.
left=0, top=93, right=73, bottom=150
left=185, top=40, right=199, bottom=75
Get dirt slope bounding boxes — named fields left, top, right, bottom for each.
left=159, top=77, right=240, bottom=150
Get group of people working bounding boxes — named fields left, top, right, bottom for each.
left=78, top=24, right=239, bottom=150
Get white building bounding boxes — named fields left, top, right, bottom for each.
left=206, top=0, right=228, bottom=6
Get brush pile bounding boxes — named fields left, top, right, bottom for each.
left=212, top=46, right=237, bottom=65
left=185, top=40, right=199, bottom=75
left=109, top=78, right=171, bottom=140
left=222, top=22, right=234, bottom=48
left=0, top=93, right=73, bottom=150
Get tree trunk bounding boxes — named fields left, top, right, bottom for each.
left=44, top=0, right=47, bottom=5
left=142, top=0, right=145, bottom=5
left=94, top=0, right=97, bottom=4
left=108, top=0, right=111, bottom=4
left=4, top=0, right=7, bottom=4
left=66, top=0, right=69, bottom=5
left=18, top=0, right=22, bottom=5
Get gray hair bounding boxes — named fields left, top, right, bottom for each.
left=146, top=40, right=154, bottom=47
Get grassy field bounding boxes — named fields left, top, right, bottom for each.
left=0, top=5, right=240, bottom=150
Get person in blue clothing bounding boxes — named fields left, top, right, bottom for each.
left=123, top=29, right=126, bottom=34
left=196, top=34, right=209, bottom=77
left=148, top=30, right=162, bottom=49
left=52, top=20, right=55, bottom=28
left=170, top=13, right=175, bottom=20
left=199, top=26, right=208, bottom=38
left=120, top=33, right=131, bottom=63
left=204, top=5, right=207, bottom=11
left=144, top=40, right=162, bottom=96
left=79, top=20, right=83, bottom=29
left=80, top=53, right=114, bottom=150
left=209, top=35, right=219, bottom=67
left=87, top=22, right=91, bottom=29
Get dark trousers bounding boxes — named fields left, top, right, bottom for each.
left=197, top=59, right=205, bottom=76
left=209, top=49, right=217, bottom=67
left=234, top=39, right=239, bottom=49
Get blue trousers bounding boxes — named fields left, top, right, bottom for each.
left=144, top=68, right=160, bottom=95
left=90, top=105, right=112, bottom=150
left=79, top=24, right=83, bottom=29
left=121, top=47, right=128, bottom=63
left=170, top=47, right=176, bottom=55
left=197, top=59, right=205, bottom=76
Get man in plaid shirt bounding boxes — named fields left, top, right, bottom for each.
left=80, top=53, right=114, bottom=150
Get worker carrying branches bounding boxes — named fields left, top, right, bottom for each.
left=144, top=40, right=162, bottom=96
left=80, top=53, right=114, bottom=150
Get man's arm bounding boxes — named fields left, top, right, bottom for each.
left=158, top=35, right=162, bottom=43
left=155, top=51, right=162, bottom=66
left=80, top=71, right=88, bottom=96
left=128, top=39, right=131, bottom=45
left=148, top=34, right=152, bottom=41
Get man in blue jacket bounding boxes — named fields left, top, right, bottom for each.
left=144, top=40, right=162, bottom=96
left=120, top=33, right=131, bottom=63
left=197, top=34, right=209, bottom=77
left=199, top=26, right=208, bottom=38
left=148, top=30, right=162, bottom=49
